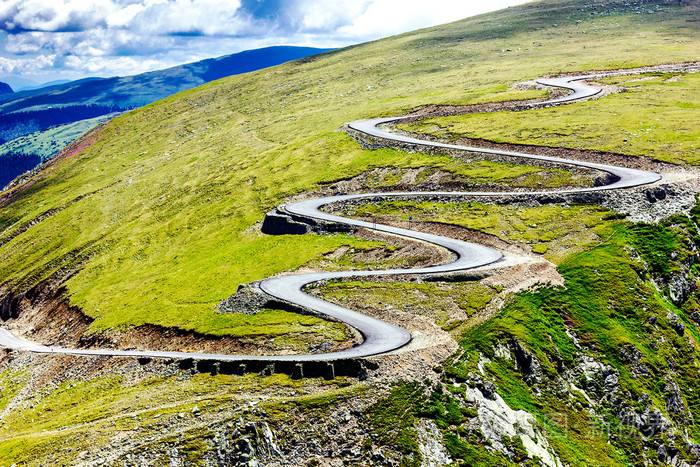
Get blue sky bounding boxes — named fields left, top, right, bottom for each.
left=0, top=0, right=531, bottom=87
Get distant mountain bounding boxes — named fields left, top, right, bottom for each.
left=0, top=82, right=11, bottom=95
left=0, top=76, right=37, bottom=90
left=0, top=46, right=332, bottom=146
left=0, top=45, right=332, bottom=188
left=16, top=79, right=71, bottom=92
left=0, top=46, right=333, bottom=115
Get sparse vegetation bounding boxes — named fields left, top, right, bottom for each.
left=338, top=200, right=619, bottom=263
left=316, top=279, right=497, bottom=327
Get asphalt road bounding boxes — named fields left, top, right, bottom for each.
left=0, top=74, right=664, bottom=362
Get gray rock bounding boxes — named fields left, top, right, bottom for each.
left=218, top=283, right=268, bottom=315
left=667, top=312, right=686, bottom=336
left=645, top=187, right=667, bottom=203
left=309, top=342, right=332, bottom=353
left=604, top=372, right=619, bottom=393
left=619, top=344, right=642, bottom=364
left=510, top=338, right=543, bottom=385
left=640, top=408, right=667, bottom=437
left=238, top=437, right=254, bottom=455
left=665, top=379, right=687, bottom=418
left=416, top=419, right=453, bottom=466
left=480, top=381, right=498, bottom=401
left=668, top=274, right=694, bottom=306
left=261, top=422, right=284, bottom=459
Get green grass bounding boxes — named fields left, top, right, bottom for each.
left=316, top=279, right=496, bottom=328
left=348, top=157, right=597, bottom=190
left=435, top=158, right=596, bottom=189
left=338, top=200, right=618, bottom=264
left=0, top=366, right=355, bottom=466
left=447, top=215, right=700, bottom=464
left=0, top=0, right=697, bottom=336
left=0, top=367, right=28, bottom=413
left=400, top=71, right=700, bottom=164
left=0, top=1, right=699, bottom=464
left=366, top=383, right=425, bottom=466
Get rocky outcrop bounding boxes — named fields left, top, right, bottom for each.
left=205, top=418, right=284, bottom=466
left=217, top=282, right=325, bottom=320
left=416, top=419, right=453, bottom=466
left=261, top=207, right=356, bottom=235
left=667, top=311, right=686, bottom=336
left=645, top=187, right=668, bottom=203
left=218, top=283, right=270, bottom=315
left=510, top=337, right=544, bottom=386
left=664, top=378, right=688, bottom=421
left=462, top=383, right=563, bottom=467
left=667, top=272, right=696, bottom=307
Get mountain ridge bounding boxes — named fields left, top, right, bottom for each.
left=0, top=46, right=333, bottom=113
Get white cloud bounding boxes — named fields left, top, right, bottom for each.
left=291, top=1, right=371, bottom=32
left=2, top=0, right=114, bottom=32
left=4, top=31, right=46, bottom=53
left=105, top=2, right=147, bottom=28
left=337, top=0, right=532, bottom=39
left=129, top=0, right=246, bottom=35
left=65, top=54, right=168, bottom=74
left=0, top=0, right=246, bottom=34
left=0, top=0, right=534, bottom=82
left=0, top=53, right=55, bottom=74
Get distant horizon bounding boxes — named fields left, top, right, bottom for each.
left=0, top=0, right=532, bottom=85
left=0, top=44, right=334, bottom=91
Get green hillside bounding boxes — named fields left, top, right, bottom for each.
left=0, top=0, right=699, bottom=464
left=0, top=0, right=697, bottom=336
left=401, top=72, right=700, bottom=164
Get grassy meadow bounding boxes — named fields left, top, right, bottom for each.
left=0, top=0, right=698, bottom=464
left=400, top=71, right=700, bottom=164
left=0, top=0, right=697, bottom=336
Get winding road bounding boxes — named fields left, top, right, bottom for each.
left=0, top=72, right=670, bottom=363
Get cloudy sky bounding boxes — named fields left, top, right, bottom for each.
left=0, top=0, right=531, bottom=88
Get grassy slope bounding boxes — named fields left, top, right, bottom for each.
left=0, top=367, right=356, bottom=465
left=0, top=0, right=697, bottom=336
left=340, top=200, right=616, bottom=263
left=0, top=1, right=698, bottom=465
left=401, top=71, right=700, bottom=164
